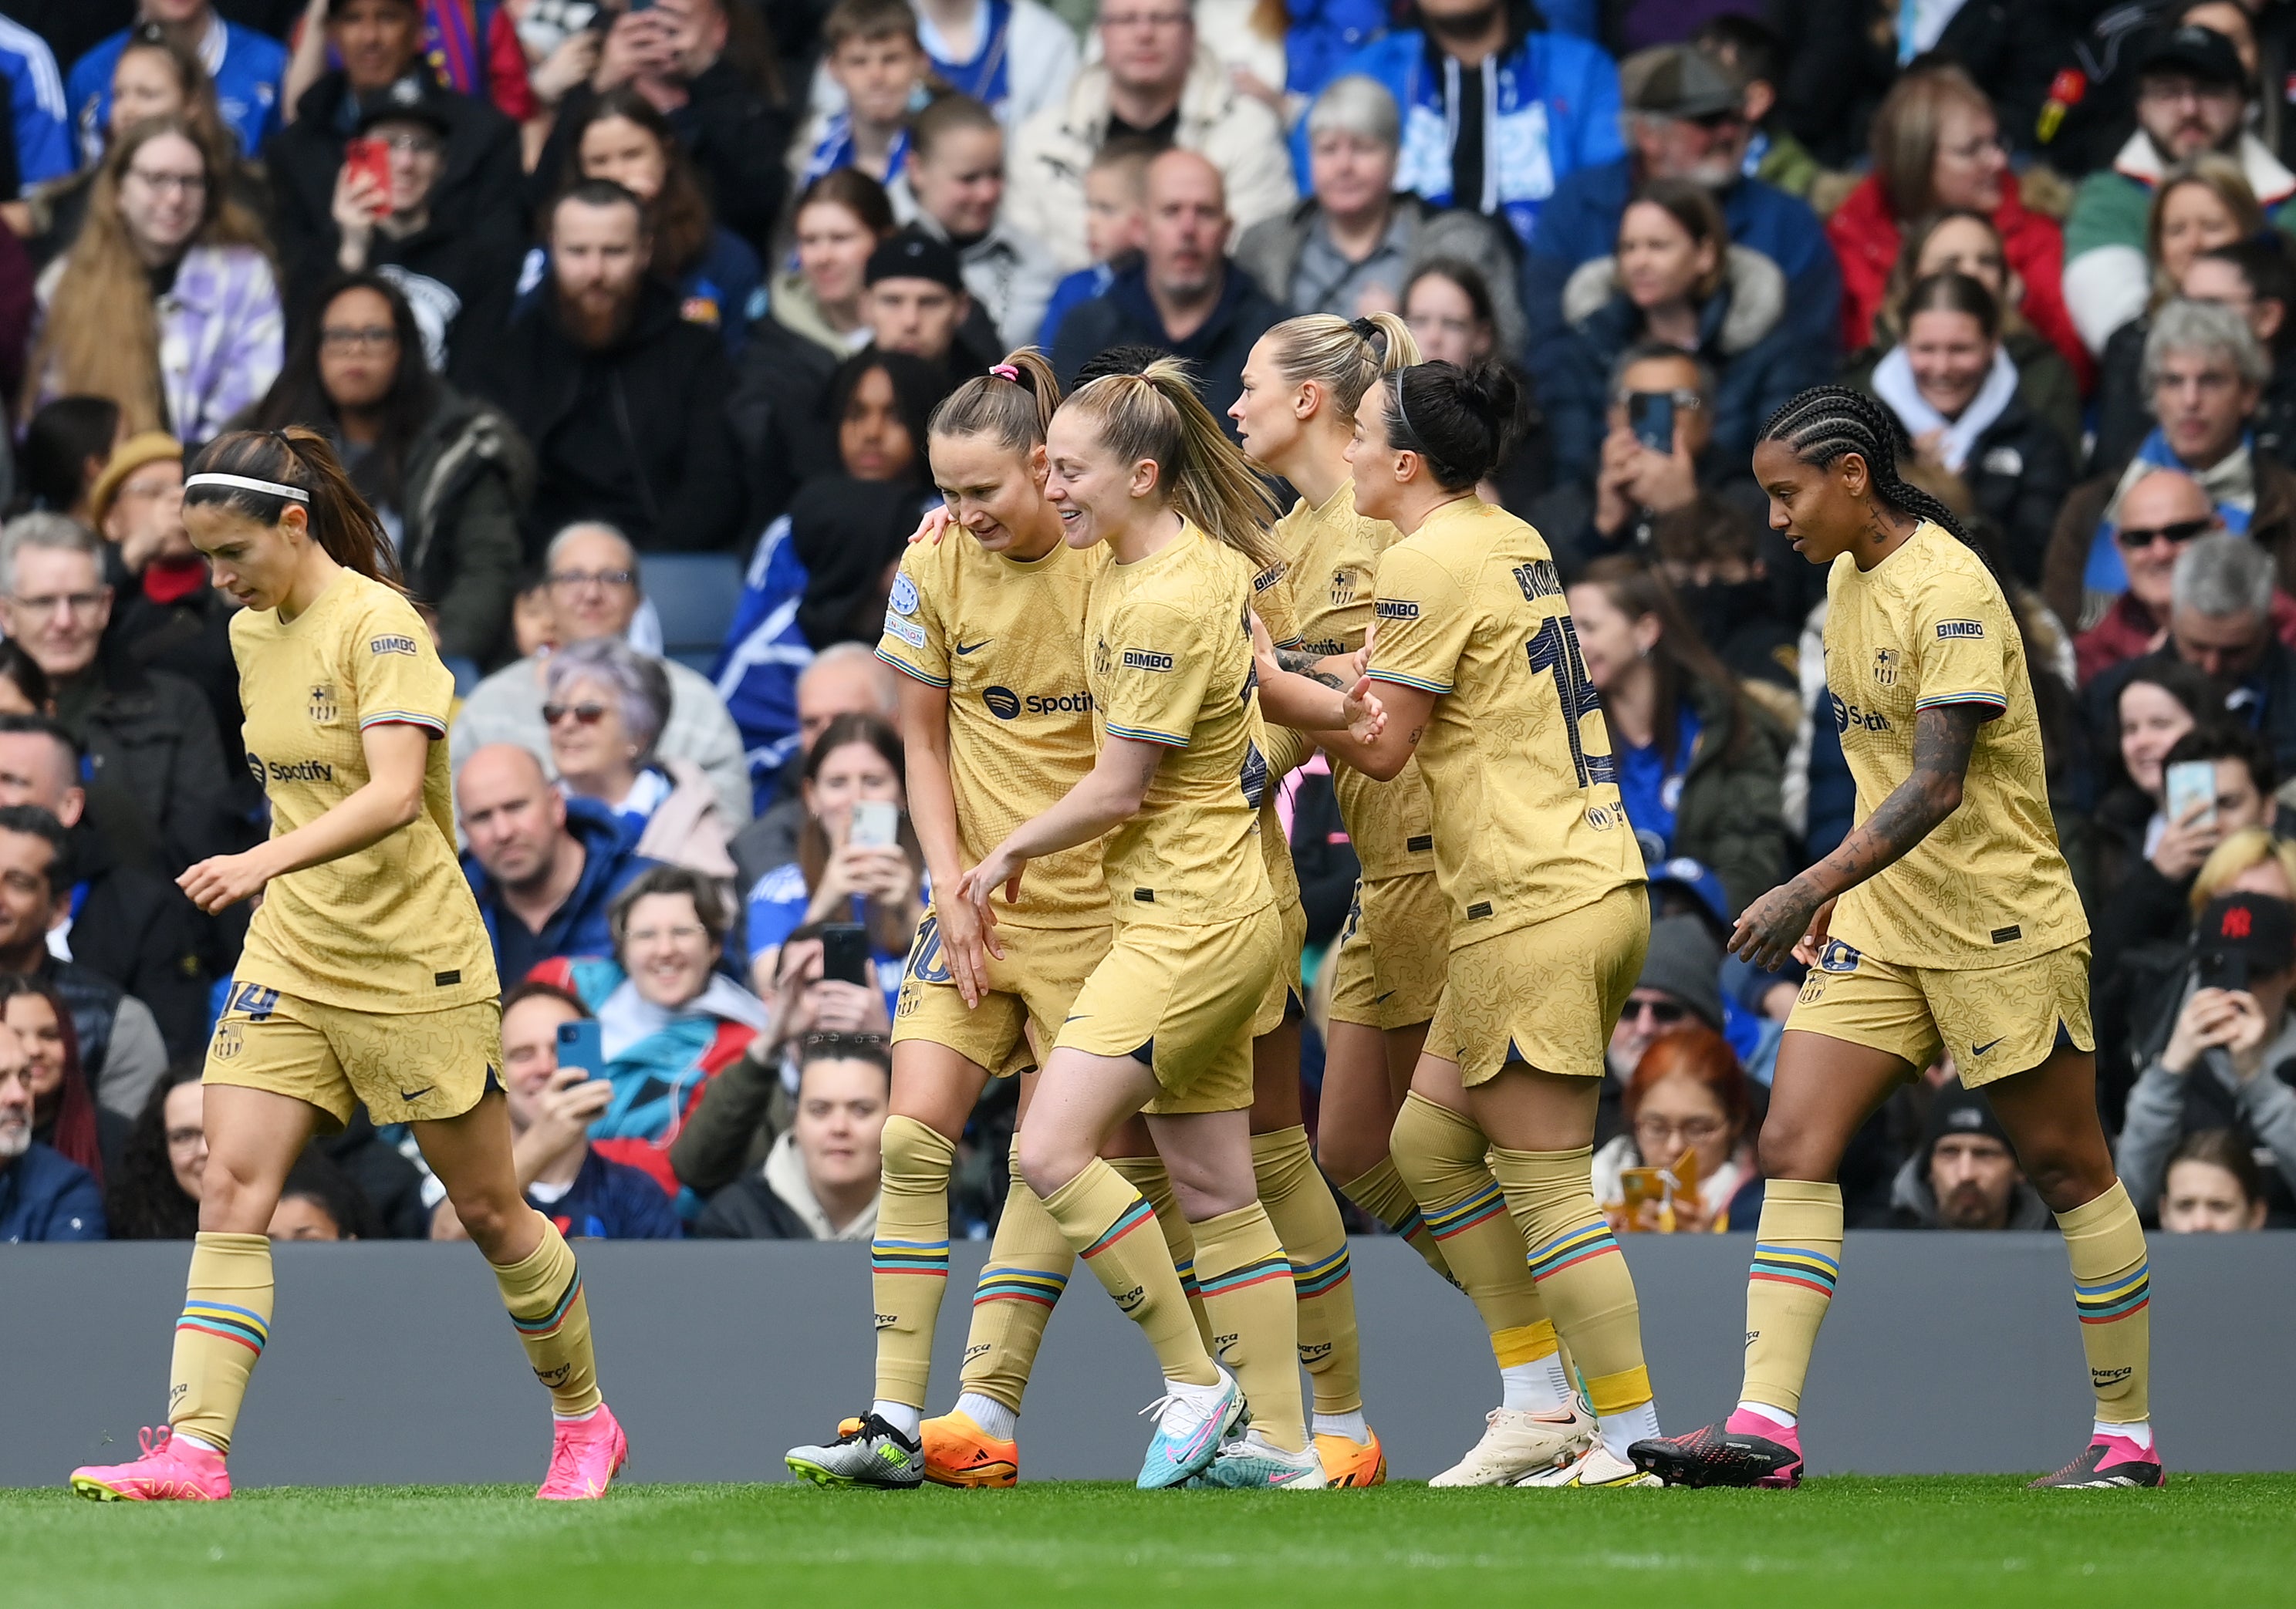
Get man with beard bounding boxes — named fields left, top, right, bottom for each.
left=2066, top=24, right=2296, bottom=356
left=476, top=180, right=745, bottom=555
left=1884, top=1084, right=2051, bottom=1231
left=1318, top=0, right=1621, bottom=251
left=1048, top=149, right=1283, bottom=431
left=0, top=1017, right=106, bottom=1243
left=1525, top=43, right=1838, bottom=405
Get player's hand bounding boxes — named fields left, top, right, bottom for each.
left=936, top=892, right=992, bottom=1008
left=1342, top=676, right=1386, bottom=744
left=2150, top=798, right=2222, bottom=881
left=1788, top=896, right=1837, bottom=968
left=177, top=849, right=272, bottom=914
left=953, top=846, right=1023, bottom=955
left=1730, top=878, right=1825, bottom=973
left=908, top=504, right=957, bottom=545
left=1351, top=618, right=1376, bottom=682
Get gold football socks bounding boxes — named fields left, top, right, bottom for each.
left=167, top=1232, right=274, bottom=1454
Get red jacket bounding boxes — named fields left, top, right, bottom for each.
left=2075, top=588, right=2296, bottom=687
left=1827, top=170, right=2092, bottom=393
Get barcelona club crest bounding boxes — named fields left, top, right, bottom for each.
left=309, top=683, right=339, bottom=723
left=1329, top=568, right=1357, bottom=608
left=1872, top=649, right=1899, bottom=686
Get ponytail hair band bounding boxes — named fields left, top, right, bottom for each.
left=184, top=472, right=309, bottom=504
left=989, top=363, right=1021, bottom=382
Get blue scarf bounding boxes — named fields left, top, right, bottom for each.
left=2085, top=427, right=2257, bottom=596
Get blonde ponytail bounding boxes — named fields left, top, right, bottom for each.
left=1264, top=311, right=1420, bottom=423
left=927, top=346, right=1064, bottom=454
left=1063, top=359, right=1281, bottom=568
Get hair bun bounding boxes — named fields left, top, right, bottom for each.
left=1456, top=361, right=1521, bottom=433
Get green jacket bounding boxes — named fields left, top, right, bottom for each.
left=1754, top=127, right=1818, bottom=199
left=1670, top=674, right=1791, bottom=917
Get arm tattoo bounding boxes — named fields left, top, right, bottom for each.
left=1276, top=646, right=1346, bottom=691
left=1815, top=701, right=1982, bottom=892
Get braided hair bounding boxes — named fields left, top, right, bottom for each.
left=1757, top=385, right=1994, bottom=572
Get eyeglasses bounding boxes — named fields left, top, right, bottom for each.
left=367, top=132, right=442, bottom=156
left=547, top=568, right=636, bottom=591
left=1633, top=1115, right=1727, bottom=1145
left=126, top=167, right=206, bottom=194
left=7, top=591, right=107, bottom=617
left=2116, top=518, right=2214, bottom=550
left=320, top=325, right=397, bottom=352
left=542, top=702, right=610, bottom=727
left=1102, top=9, right=1190, bottom=29
left=1620, top=997, right=1689, bottom=1026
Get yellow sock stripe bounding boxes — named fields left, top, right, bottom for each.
left=1491, top=1318, right=1558, bottom=1370
left=1584, top=1363, right=1653, bottom=1415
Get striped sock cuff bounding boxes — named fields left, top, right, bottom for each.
left=1750, top=1243, right=1841, bottom=1297
left=1526, top=1220, right=1620, bottom=1281
left=1289, top=1243, right=1352, bottom=1299
left=1423, top=1179, right=1509, bottom=1241
left=972, top=1266, right=1069, bottom=1308
left=177, top=1300, right=268, bottom=1355
left=2075, top=1261, right=2150, bottom=1324
left=1197, top=1253, right=1292, bottom=1299
left=1081, top=1198, right=1156, bottom=1260
left=872, top=1237, right=953, bottom=1277
left=509, top=1273, right=583, bottom=1339
left=1175, top=1255, right=1200, bottom=1297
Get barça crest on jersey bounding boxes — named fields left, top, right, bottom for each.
left=309, top=683, right=339, bottom=723
left=211, top=1021, right=243, bottom=1061
left=1872, top=649, right=1899, bottom=686
left=1330, top=568, right=1357, bottom=608
left=1093, top=636, right=1113, bottom=679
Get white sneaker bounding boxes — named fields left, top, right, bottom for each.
left=1515, top=1442, right=1662, bottom=1488
left=1187, top=1429, right=1330, bottom=1489
left=1427, top=1405, right=1595, bottom=1487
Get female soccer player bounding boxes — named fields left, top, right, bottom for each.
left=1629, top=388, right=2157, bottom=1490
left=955, top=363, right=1383, bottom=1490
left=1322, top=359, right=1662, bottom=1489
left=69, top=430, right=623, bottom=1503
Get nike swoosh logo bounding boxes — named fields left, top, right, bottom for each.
left=956, top=639, right=992, bottom=655
left=1971, top=1038, right=2004, bottom=1057
left=399, top=1085, right=434, bottom=1101
left=1063, top=1014, right=1087, bottom=1023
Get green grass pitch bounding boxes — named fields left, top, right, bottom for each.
left=5, top=1477, right=2289, bottom=1608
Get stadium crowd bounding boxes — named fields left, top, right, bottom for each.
left=4, top=0, right=2296, bottom=1255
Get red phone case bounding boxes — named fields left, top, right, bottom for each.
left=344, top=138, right=392, bottom=212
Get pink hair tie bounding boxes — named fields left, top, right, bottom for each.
left=990, top=363, right=1021, bottom=382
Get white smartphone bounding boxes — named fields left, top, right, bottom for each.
left=849, top=799, right=901, bottom=848
left=2165, top=759, right=2218, bottom=831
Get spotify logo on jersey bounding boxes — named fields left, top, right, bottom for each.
left=983, top=686, right=1022, bottom=719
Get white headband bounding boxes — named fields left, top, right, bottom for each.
left=184, top=472, right=309, bottom=504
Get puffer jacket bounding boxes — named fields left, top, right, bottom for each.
left=399, top=386, right=532, bottom=666
left=1666, top=674, right=1790, bottom=919
left=1234, top=192, right=1527, bottom=357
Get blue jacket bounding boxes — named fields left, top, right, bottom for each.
left=68, top=21, right=286, bottom=162
left=463, top=795, right=657, bottom=984
left=0, top=1142, right=106, bottom=1242
left=1526, top=158, right=1838, bottom=383
left=1036, top=261, right=1114, bottom=351
left=1306, top=25, right=1622, bottom=248
left=533, top=1148, right=684, bottom=1240
left=0, top=17, right=71, bottom=191
left=711, top=515, right=815, bottom=804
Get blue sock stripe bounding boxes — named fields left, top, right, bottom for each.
left=1291, top=1245, right=1352, bottom=1298
left=1525, top=1221, right=1619, bottom=1280
left=1197, top=1254, right=1292, bottom=1297
left=1754, top=1242, right=1839, bottom=1273
left=180, top=1300, right=270, bottom=1343
left=1423, top=1181, right=1507, bottom=1238
left=1082, top=1199, right=1156, bottom=1258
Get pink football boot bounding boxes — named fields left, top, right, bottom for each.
left=70, top=1426, right=232, bottom=1502
left=537, top=1404, right=629, bottom=1499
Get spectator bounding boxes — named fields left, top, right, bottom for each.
left=264, top=0, right=523, bottom=316
left=794, top=0, right=929, bottom=189
left=725, top=644, right=900, bottom=893
left=2065, top=23, right=2296, bottom=358
left=530, top=864, right=771, bottom=1198
left=2157, top=1127, right=2271, bottom=1231
left=1051, top=148, right=1285, bottom=420
left=694, top=1034, right=888, bottom=1239
left=24, top=115, right=282, bottom=445
left=89, top=430, right=238, bottom=748
left=1527, top=42, right=1838, bottom=414
left=744, top=711, right=920, bottom=1013
left=896, top=93, right=1059, bottom=353
left=245, top=272, right=528, bottom=666
left=1761, top=0, right=1896, bottom=171
left=15, top=394, right=119, bottom=521
left=766, top=167, right=893, bottom=362
left=1566, top=557, right=1786, bottom=916
left=543, top=636, right=736, bottom=885
left=2088, top=155, right=2267, bottom=475
left=537, top=0, right=793, bottom=255
left=557, top=85, right=761, bottom=359
left=863, top=224, right=998, bottom=380
left=2045, top=302, right=2294, bottom=635
left=309, top=97, right=520, bottom=378
left=2090, top=660, right=2217, bottom=917
left=1234, top=76, right=1521, bottom=348
left=0, top=1016, right=103, bottom=1240
left=451, top=521, right=751, bottom=825
left=477, top=180, right=744, bottom=555
left=66, top=0, right=286, bottom=161
left=1545, top=177, right=1819, bottom=487
left=15, top=26, right=258, bottom=273
left=1849, top=209, right=2083, bottom=457
left=1037, top=137, right=1153, bottom=352
left=459, top=741, right=657, bottom=983
left=2120, top=889, right=2296, bottom=1223
left=0, top=644, right=46, bottom=716
left=1866, top=272, right=2076, bottom=585
left=1008, top=0, right=1297, bottom=272
left=432, top=981, right=683, bottom=1240
left=0, top=804, right=168, bottom=1120
left=0, top=11, right=69, bottom=202
left=911, top=0, right=1079, bottom=130
left=103, top=1058, right=201, bottom=1239
left=1595, top=1022, right=1761, bottom=1233
left=265, top=1147, right=373, bottom=1240
left=2180, top=237, right=2296, bottom=473
left=1690, top=13, right=1814, bottom=197
left=1826, top=63, right=2086, bottom=385
left=1606, top=912, right=1723, bottom=1092
left=2, top=973, right=125, bottom=1185
left=2072, top=471, right=2296, bottom=686
left=1323, top=0, right=1619, bottom=250
left=1644, top=488, right=1798, bottom=700
left=1886, top=1081, right=2051, bottom=1231
left=0, top=713, right=219, bottom=1057
left=1, top=514, right=240, bottom=874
